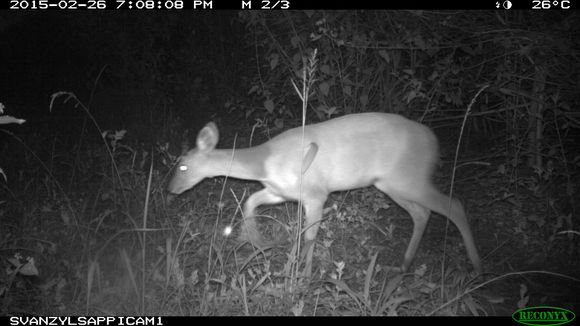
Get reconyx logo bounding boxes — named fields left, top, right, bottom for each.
left=512, top=306, right=576, bottom=326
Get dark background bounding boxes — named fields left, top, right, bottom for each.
left=0, top=10, right=578, bottom=316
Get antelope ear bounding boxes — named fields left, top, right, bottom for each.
left=196, top=122, right=219, bottom=152
left=301, top=142, right=318, bottom=174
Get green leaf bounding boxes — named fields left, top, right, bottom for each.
left=264, top=99, right=274, bottom=113
left=378, top=50, right=390, bottom=63
left=270, top=53, right=279, bottom=70
left=320, top=82, right=330, bottom=96
left=291, top=36, right=301, bottom=48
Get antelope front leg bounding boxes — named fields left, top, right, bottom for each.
left=239, top=188, right=285, bottom=247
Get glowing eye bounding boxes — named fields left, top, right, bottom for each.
left=223, top=226, right=233, bottom=236
left=179, top=165, right=188, bottom=171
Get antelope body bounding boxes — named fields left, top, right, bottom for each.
left=168, top=113, right=482, bottom=274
